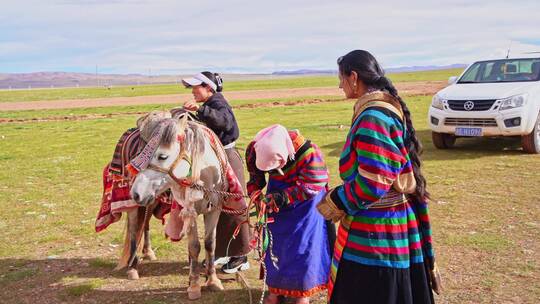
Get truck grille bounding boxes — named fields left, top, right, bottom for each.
left=447, top=99, right=496, bottom=111
left=444, top=118, right=498, bottom=127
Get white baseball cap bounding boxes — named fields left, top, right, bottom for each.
left=181, top=73, right=217, bottom=91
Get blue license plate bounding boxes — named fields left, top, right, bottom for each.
left=455, top=127, right=482, bottom=137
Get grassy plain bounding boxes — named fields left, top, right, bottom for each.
left=0, top=70, right=538, bottom=303
left=0, top=68, right=462, bottom=103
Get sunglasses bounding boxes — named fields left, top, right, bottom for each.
left=337, top=55, right=345, bottom=65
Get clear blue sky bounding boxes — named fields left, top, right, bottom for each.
left=1, top=0, right=540, bottom=74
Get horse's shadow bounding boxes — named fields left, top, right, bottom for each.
left=0, top=257, right=260, bottom=304
left=0, top=257, right=189, bottom=280
left=111, top=260, right=191, bottom=278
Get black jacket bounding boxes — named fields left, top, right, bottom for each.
left=196, top=93, right=239, bottom=146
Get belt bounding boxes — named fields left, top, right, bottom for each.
left=368, top=189, right=408, bottom=209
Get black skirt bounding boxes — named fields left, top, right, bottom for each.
left=330, top=259, right=435, bottom=304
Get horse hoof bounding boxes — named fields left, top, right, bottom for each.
left=126, top=269, right=139, bottom=280
left=143, top=249, right=157, bottom=261
left=205, top=278, right=224, bottom=291
left=187, top=286, right=202, bottom=300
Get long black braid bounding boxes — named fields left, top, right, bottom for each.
left=338, top=50, right=429, bottom=201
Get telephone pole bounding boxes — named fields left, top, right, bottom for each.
left=96, top=65, right=99, bottom=87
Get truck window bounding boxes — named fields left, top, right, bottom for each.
left=459, top=58, right=540, bottom=83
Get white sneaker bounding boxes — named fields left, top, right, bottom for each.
left=214, top=256, right=231, bottom=266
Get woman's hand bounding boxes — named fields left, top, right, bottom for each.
left=263, top=191, right=288, bottom=213
left=183, top=101, right=200, bottom=111
left=263, top=194, right=280, bottom=213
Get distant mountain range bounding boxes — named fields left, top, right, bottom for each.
left=0, top=64, right=467, bottom=89
left=272, top=64, right=467, bottom=75
left=272, top=69, right=337, bottom=75
left=0, top=72, right=183, bottom=89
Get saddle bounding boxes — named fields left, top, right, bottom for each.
left=109, top=128, right=145, bottom=178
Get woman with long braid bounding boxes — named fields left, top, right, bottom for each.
left=317, top=50, right=440, bottom=304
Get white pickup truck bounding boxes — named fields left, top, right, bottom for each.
left=428, top=57, right=540, bottom=153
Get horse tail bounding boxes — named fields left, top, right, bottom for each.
left=115, top=207, right=146, bottom=270
left=115, top=219, right=131, bottom=270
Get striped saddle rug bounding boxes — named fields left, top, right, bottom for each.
left=95, top=128, right=173, bottom=232
left=109, top=128, right=143, bottom=178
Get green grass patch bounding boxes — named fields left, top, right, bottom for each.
left=89, top=258, right=116, bottom=269
left=0, top=68, right=462, bottom=103
left=388, top=68, right=463, bottom=82
left=445, top=233, right=512, bottom=252
left=36, top=234, right=62, bottom=244
left=0, top=267, right=38, bottom=286
left=63, top=278, right=105, bottom=297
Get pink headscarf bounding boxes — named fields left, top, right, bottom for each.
left=253, top=124, right=295, bottom=171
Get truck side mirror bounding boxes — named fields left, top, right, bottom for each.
left=448, top=76, right=458, bottom=85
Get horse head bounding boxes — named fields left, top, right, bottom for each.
left=130, top=113, right=206, bottom=206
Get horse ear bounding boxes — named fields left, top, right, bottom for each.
left=178, top=114, right=188, bottom=131
left=184, top=126, right=194, bottom=152
left=176, top=114, right=189, bottom=142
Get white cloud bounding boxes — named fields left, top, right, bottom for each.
left=1, top=0, right=539, bottom=73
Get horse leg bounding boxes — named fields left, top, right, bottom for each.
left=142, top=202, right=157, bottom=261
left=203, top=209, right=223, bottom=291
left=126, top=207, right=144, bottom=280
left=187, top=216, right=202, bottom=300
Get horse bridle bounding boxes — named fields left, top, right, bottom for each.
left=147, top=144, right=192, bottom=185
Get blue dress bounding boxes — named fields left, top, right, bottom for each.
left=264, top=179, right=331, bottom=298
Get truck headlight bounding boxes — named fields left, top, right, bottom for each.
left=499, top=94, right=527, bottom=111
left=431, top=95, right=445, bottom=110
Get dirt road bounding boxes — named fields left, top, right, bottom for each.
left=0, top=81, right=445, bottom=111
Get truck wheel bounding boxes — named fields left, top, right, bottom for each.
left=432, top=132, right=456, bottom=149
left=521, top=112, right=540, bottom=154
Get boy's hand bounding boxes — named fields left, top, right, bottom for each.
left=183, top=101, right=199, bottom=111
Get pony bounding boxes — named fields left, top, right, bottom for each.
left=130, top=114, right=240, bottom=300
left=98, top=111, right=175, bottom=281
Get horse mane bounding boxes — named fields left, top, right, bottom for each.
left=159, top=120, right=177, bottom=147
left=137, top=110, right=172, bottom=142
left=183, top=121, right=207, bottom=182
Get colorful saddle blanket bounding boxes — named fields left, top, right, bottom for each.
left=95, top=128, right=173, bottom=232
left=109, top=128, right=143, bottom=177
